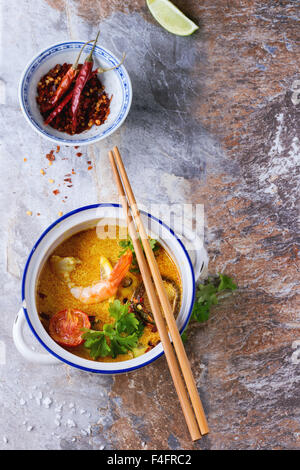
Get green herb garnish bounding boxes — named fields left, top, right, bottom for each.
left=192, top=273, right=237, bottom=323
left=82, top=300, right=144, bottom=359
left=119, top=236, right=159, bottom=273
left=181, top=273, right=237, bottom=342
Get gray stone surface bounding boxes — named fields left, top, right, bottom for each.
left=1, top=0, right=209, bottom=450
left=0, top=0, right=299, bottom=450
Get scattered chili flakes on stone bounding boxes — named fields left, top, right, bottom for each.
left=24, top=158, right=27, bottom=162
left=46, top=149, right=55, bottom=162
left=40, top=169, right=45, bottom=175
left=87, top=166, right=93, bottom=170
left=76, top=152, right=82, bottom=157
left=74, top=146, right=79, bottom=149
left=56, top=146, right=60, bottom=153
left=53, top=189, right=60, bottom=195
left=46, top=154, right=55, bottom=162
left=37, top=213, right=41, bottom=216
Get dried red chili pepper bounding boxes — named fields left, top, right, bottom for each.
left=71, top=31, right=100, bottom=131
left=50, top=39, right=93, bottom=108
left=45, top=89, right=73, bottom=125
left=38, top=61, right=111, bottom=134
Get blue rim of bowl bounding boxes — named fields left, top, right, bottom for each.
left=19, top=41, right=132, bottom=146
left=21, top=204, right=196, bottom=374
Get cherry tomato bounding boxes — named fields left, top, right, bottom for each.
left=49, top=309, right=91, bottom=347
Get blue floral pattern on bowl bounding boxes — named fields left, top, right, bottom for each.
left=19, top=41, right=132, bottom=146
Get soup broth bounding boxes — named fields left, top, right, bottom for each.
left=36, top=226, right=182, bottom=362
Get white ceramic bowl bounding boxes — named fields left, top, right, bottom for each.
left=13, top=204, right=208, bottom=374
left=19, top=41, right=132, bottom=146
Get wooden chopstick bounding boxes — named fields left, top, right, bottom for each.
left=111, top=146, right=209, bottom=436
left=109, top=150, right=201, bottom=441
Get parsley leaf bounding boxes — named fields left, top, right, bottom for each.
left=218, top=273, right=237, bottom=292
left=81, top=330, right=111, bottom=359
left=116, top=311, right=140, bottom=335
left=191, top=273, right=237, bottom=324
left=109, top=332, right=140, bottom=358
left=149, top=238, right=159, bottom=251
left=82, top=300, right=144, bottom=360
left=108, top=299, right=129, bottom=321
left=192, top=301, right=211, bottom=323
left=119, top=237, right=159, bottom=273
left=196, top=283, right=219, bottom=306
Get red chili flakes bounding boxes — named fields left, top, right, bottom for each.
left=87, top=166, right=93, bottom=170
left=71, top=169, right=76, bottom=175
left=36, top=64, right=111, bottom=135
left=64, top=178, right=72, bottom=183
left=74, top=146, right=79, bottom=149
left=53, top=189, right=60, bottom=195
left=56, top=145, right=60, bottom=153
left=46, top=152, right=55, bottom=162
left=87, top=160, right=91, bottom=164
left=76, top=152, right=82, bottom=157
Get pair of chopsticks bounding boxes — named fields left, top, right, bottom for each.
left=108, top=146, right=209, bottom=441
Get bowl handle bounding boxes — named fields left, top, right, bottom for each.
left=173, top=224, right=208, bottom=281
left=13, top=308, right=61, bottom=365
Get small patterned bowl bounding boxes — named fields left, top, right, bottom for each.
left=19, top=41, right=132, bottom=146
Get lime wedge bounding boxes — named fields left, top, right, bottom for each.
left=146, top=0, right=198, bottom=36
left=100, top=256, right=115, bottom=303
left=99, top=256, right=113, bottom=280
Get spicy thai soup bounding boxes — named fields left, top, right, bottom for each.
left=36, top=226, right=182, bottom=362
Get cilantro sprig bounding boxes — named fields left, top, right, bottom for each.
left=181, top=273, right=237, bottom=343
left=82, top=300, right=144, bottom=359
left=192, top=273, right=237, bottom=323
left=119, top=237, right=159, bottom=273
